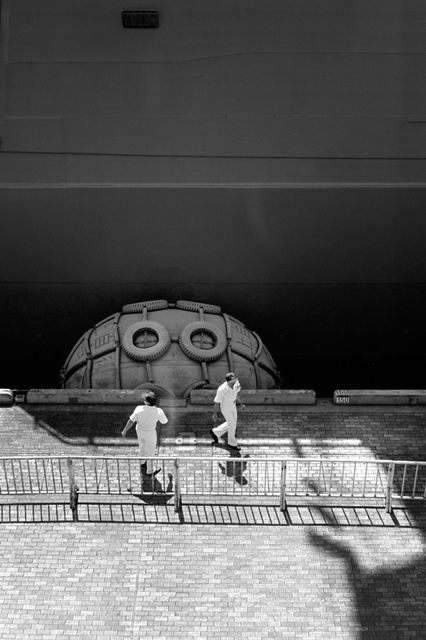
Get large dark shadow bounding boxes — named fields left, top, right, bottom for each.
left=290, top=437, right=426, bottom=638
left=21, top=405, right=211, bottom=447
left=308, top=505, right=426, bottom=639
left=22, top=405, right=143, bottom=446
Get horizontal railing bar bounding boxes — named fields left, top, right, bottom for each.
left=0, top=456, right=406, bottom=463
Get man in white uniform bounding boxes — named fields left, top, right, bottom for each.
left=211, top=372, right=245, bottom=451
left=122, top=391, right=168, bottom=474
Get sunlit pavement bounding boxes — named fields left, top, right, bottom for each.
left=0, top=401, right=426, bottom=639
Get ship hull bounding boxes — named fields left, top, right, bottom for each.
left=1, top=1, right=426, bottom=394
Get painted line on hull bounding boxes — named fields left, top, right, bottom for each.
left=1, top=182, right=426, bottom=189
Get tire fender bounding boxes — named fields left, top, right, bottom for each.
left=183, top=380, right=217, bottom=398
left=176, top=300, right=221, bottom=314
left=122, top=300, right=168, bottom=313
left=133, top=382, right=176, bottom=398
left=179, top=321, right=227, bottom=362
left=121, top=321, right=171, bottom=361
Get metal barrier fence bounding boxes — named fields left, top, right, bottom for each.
left=0, top=457, right=69, bottom=494
left=1, top=456, right=425, bottom=521
left=392, top=461, right=426, bottom=501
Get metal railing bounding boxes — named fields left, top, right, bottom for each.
left=1, top=456, right=425, bottom=521
left=391, top=461, right=426, bottom=501
left=0, top=457, right=69, bottom=494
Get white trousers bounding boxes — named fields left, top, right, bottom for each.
left=213, top=405, right=238, bottom=446
left=136, top=428, right=157, bottom=473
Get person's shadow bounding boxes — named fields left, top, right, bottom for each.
left=218, top=453, right=250, bottom=486
left=136, top=466, right=174, bottom=502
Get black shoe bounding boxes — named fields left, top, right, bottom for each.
left=210, top=428, right=219, bottom=444
left=228, top=444, right=241, bottom=451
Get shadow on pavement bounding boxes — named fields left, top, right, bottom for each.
left=217, top=452, right=250, bottom=486
left=2, top=500, right=425, bottom=529
left=290, top=438, right=426, bottom=639
left=308, top=505, right=426, bottom=640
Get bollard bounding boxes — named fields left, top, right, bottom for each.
left=67, top=458, right=79, bottom=522
left=280, top=461, right=287, bottom=512
left=174, top=458, right=182, bottom=513
left=385, top=462, right=395, bottom=514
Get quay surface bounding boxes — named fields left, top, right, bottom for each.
left=0, top=400, right=425, bottom=639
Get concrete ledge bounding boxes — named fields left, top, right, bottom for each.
left=190, top=389, right=316, bottom=405
left=334, top=389, right=426, bottom=405
left=0, top=389, right=14, bottom=405
left=26, top=389, right=186, bottom=407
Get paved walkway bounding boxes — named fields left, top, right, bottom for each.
left=0, top=402, right=426, bottom=639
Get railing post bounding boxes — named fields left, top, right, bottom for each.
left=174, top=458, right=182, bottom=513
left=385, top=461, right=395, bottom=514
left=67, top=458, right=79, bottom=522
left=280, top=460, right=287, bottom=512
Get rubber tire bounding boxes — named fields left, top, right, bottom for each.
left=183, top=380, right=217, bottom=398
left=176, top=300, right=221, bottom=315
left=179, top=321, right=227, bottom=362
left=122, top=300, right=168, bottom=313
left=133, top=382, right=176, bottom=398
left=121, top=321, right=171, bottom=361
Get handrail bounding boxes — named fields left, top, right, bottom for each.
left=3, top=455, right=417, bottom=463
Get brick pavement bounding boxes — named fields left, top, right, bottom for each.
left=0, top=402, right=426, bottom=639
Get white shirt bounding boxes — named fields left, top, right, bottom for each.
left=130, top=405, right=168, bottom=431
left=214, top=380, right=241, bottom=407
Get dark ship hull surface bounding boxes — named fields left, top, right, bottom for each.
left=1, top=1, right=425, bottom=395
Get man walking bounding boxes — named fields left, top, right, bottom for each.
left=211, top=372, right=245, bottom=451
left=122, top=391, right=168, bottom=475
